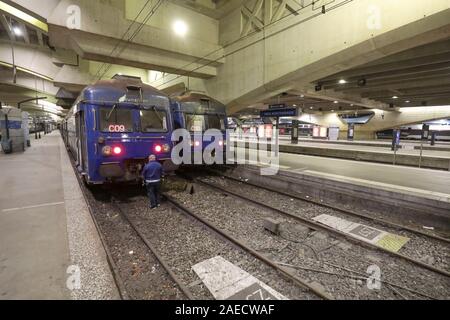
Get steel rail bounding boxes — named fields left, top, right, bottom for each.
left=110, top=198, right=196, bottom=300
left=164, top=194, right=332, bottom=300
left=212, top=169, right=450, bottom=244
left=195, top=177, right=450, bottom=279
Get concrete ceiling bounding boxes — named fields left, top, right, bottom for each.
left=314, top=38, right=450, bottom=109
left=168, top=0, right=243, bottom=19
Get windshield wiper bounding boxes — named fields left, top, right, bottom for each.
left=106, top=104, right=117, bottom=121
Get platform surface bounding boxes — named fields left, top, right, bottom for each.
left=237, top=147, right=450, bottom=197
left=232, top=136, right=450, bottom=158
left=0, top=132, right=119, bottom=299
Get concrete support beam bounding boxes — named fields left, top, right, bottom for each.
left=0, top=73, right=58, bottom=97
left=62, top=29, right=218, bottom=79
left=206, top=1, right=450, bottom=113
left=0, top=41, right=60, bottom=80
left=46, top=0, right=224, bottom=79
left=298, top=106, right=450, bottom=140
left=0, top=13, right=15, bottom=41
left=292, top=88, right=389, bottom=110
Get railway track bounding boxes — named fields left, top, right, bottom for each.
left=112, top=190, right=327, bottom=300
left=213, top=167, right=450, bottom=243
left=193, top=175, right=450, bottom=278
left=163, top=194, right=331, bottom=300
left=110, top=195, right=195, bottom=300
left=171, top=173, right=449, bottom=299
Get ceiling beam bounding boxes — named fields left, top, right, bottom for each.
left=339, top=76, right=450, bottom=94
left=0, top=13, right=14, bottom=41
left=322, top=61, right=450, bottom=88
left=334, top=72, right=450, bottom=92
left=19, top=23, right=29, bottom=44
left=318, top=52, right=450, bottom=83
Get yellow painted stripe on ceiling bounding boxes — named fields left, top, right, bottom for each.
left=0, top=60, right=53, bottom=81
left=0, top=1, right=48, bottom=33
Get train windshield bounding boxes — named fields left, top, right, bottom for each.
left=184, top=114, right=225, bottom=132
left=140, top=108, right=168, bottom=132
left=99, top=106, right=133, bottom=133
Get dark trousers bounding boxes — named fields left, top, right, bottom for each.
left=146, top=181, right=161, bottom=208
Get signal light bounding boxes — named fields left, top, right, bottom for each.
left=113, top=146, right=122, bottom=155
left=154, top=144, right=162, bottom=153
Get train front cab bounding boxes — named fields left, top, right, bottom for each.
left=73, top=101, right=174, bottom=185
left=172, top=97, right=227, bottom=165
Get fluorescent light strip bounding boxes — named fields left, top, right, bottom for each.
left=0, top=60, right=53, bottom=81
left=0, top=1, right=48, bottom=32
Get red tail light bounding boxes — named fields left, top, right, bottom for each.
left=154, top=144, right=162, bottom=153
left=113, top=146, right=122, bottom=155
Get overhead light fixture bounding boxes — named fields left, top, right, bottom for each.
left=13, top=26, right=22, bottom=36
left=331, top=109, right=335, bottom=112
left=350, top=104, right=354, bottom=107
left=173, top=20, right=188, bottom=37
left=293, top=104, right=297, bottom=107
left=333, top=100, right=338, bottom=104
left=310, top=107, right=313, bottom=109
left=300, top=94, right=305, bottom=98
left=392, top=96, right=398, bottom=99
left=405, top=100, right=410, bottom=103
left=338, top=79, right=347, bottom=84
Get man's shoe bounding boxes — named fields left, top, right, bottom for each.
left=150, top=206, right=157, bottom=209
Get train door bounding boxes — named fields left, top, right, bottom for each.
left=75, top=110, right=88, bottom=172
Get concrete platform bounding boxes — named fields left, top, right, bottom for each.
left=0, top=131, right=119, bottom=299
left=236, top=147, right=450, bottom=197
left=232, top=139, right=450, bottom=171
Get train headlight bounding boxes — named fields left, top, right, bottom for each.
left=194, top=140, right=200, bottom=147
left=102, top=146, right=112, bottom=156
left=154, top=144, right=162, bottom=153
left=162, top=144, right=171, bottom=152
left=218, top=140, right=223, bottom=146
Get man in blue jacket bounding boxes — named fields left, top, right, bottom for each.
left=142, top=154, right=164, bottom=209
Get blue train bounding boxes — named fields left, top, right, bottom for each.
left=171, top=91, right=227, bottom=161
left=62, top=75, right=228, bottom=185
left=62, top=75, right=174, bottom=184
